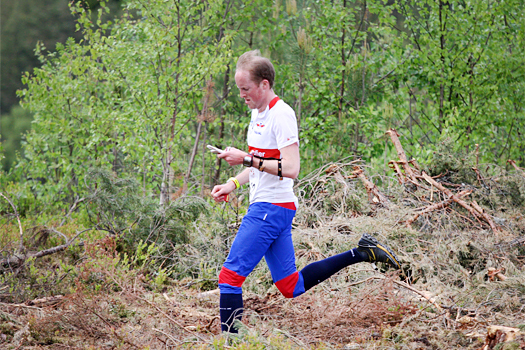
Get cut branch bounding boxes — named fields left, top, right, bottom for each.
left=351, top=166, right=390, bottom=207
left=421, top=172, right=498, bottom=232
left=406, top=190, right=472, bottom=227
left=508, top=159, right=525, bottom=176
left=386, top=128, right=420, bottom=185
left=0, top=228, right=91, bottom=269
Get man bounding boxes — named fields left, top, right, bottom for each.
left=211, top=50, right=400, bottom=333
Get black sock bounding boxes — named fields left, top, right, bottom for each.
left=301, top=248, right=364, bottom=291
left=220, top=293, right=244, bottom=333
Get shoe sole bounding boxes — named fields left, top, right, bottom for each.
left=359, top=233, right=401, bottom=269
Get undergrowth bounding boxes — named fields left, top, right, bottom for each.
left=1, top=151, right=524, bottom=349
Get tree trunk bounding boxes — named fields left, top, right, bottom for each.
left=214, top=65, right=230, bottom=186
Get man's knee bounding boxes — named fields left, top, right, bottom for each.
left=275, top=271, right=303, bottom=298
left=218, top=266, right=246, bottom=293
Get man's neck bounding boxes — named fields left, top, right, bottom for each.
left=258, top=91, right=277, bottom=113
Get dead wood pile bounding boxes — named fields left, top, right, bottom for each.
left=296, top=128, right=518, bottom=233
left=385, top=129, right=499, bottom=232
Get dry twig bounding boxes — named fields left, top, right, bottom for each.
left=0, top=192, right=24, bottom=252
left=406, top=190, right=472, bottom=227
left=350, top=166, right=390, bottom=207
left=507, top=160, right=525, bottom=176
left=0, top=228, right=91, bottom=268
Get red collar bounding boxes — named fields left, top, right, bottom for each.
left=269, top=96, right=280, bottom=110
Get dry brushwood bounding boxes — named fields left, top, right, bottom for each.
left=294, top=159, right=363, bottom=218
left=406, top=189, right=473, bottom=226
left=508, top=160, right=525, bottom=176
left=383, top=129, right=499, bottom=232
left=487, top=267, right=507, bottom=281
left=420, top=172, right=499, bottom=232
left=348, top=166, right=390, bottom=208
left=386, top=128, right=421, bottom=186
left=478, top=325, right=525, bottom=350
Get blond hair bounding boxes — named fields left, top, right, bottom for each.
left=236, top=50, right=275, bottom=88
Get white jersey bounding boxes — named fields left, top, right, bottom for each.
left=247, top=97, right=299, bottom=205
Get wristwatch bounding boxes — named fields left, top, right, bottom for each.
left=243, top=154, right=253, bottom=167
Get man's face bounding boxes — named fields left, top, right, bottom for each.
left=235, top=70, right=266, bottom=111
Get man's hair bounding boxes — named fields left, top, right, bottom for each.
left=236, top=50, right=275, bottom=89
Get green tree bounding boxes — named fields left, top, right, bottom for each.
left=17, top=0, right=233, bottom=207
left=392, top=0, right=525, bottom=163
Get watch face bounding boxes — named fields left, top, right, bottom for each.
left=243, top=155, right=252, bottom=167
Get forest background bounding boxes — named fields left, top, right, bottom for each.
left=1, top=0, right=525, bottom=348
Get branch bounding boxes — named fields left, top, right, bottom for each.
left=406, top=190, right=472, bottom=227
left=351, top=166, right=390, bottom=208
left=0, top=192, right=24, bottom=252
left=508, top=160, right=525, bottom=176
left=59, top=196, right=85, bottom=226
left=140, top=296, right=206, bottom=341
left=0, top=228, right=91, bottom=269
left=347, top=274, right=443, bottom=312
left=385, top=129, right=420, bottom=185
left=421, top=172, right=498, bottom=232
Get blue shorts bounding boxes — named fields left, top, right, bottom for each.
left=218, top=202, right=305, bottom=298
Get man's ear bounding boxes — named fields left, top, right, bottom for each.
left=261, top=79, right=270, bottom=90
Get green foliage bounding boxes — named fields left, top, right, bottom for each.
left=84, top=168, right=208, bottom=251
left=9, top=0, right=525, bottom=212
left=0, top=106, right=33, bottom=172
left=0, top=247, right=80, bottom=303
left=393, top=0, right=525, bottom=164
left=16, top=0, right=233, bottom=207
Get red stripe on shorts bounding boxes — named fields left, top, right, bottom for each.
left=275, top=271, right=299, bottom=298
left=218, top=266, right=246, bottom=287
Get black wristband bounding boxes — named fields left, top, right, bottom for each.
left=258, top=158, right=265, bottom=172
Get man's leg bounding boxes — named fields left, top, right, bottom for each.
left=264, top=204, right=304, bottom=298
left=262, top=204, right=397, bottom=297
left=300, top=233, right=401, bottom=291
left=266, top=229, right=402, bottom=296
left=218, top=203, right=282, bottom=333
left=265, top=232, right=365, bottom=296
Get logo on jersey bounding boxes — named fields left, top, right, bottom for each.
left=249, top=147, right=281, bottom=159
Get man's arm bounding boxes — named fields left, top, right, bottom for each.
left=252, top=143, right=300, bottom=179
left=217, top=143, right=300, bottom=179
left=211, top=168, right=250, bottom=203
